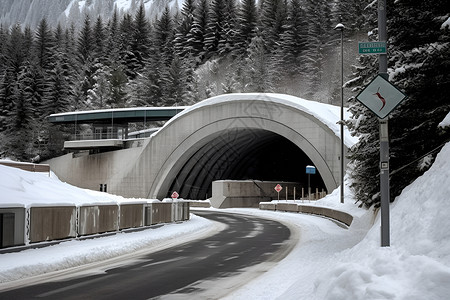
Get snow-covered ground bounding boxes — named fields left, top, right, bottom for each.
left=1, top=142, right=450, bottom=299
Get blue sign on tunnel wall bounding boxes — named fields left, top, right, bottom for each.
left=306, top=165, right=316, bottom=174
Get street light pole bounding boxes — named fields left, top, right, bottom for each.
left=334, top=23, right=345, bottom=204
left=378, top=0, right=390, bottom=247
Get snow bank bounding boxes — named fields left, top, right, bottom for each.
left=0, top=164, right=152, bottom=208
left=0, top=214, right=211, bottom=283
left=313, top=142, right=450, bottom=300
left=438, top=111, right=450, bottom=128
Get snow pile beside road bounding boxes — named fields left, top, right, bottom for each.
left=312, top=142, right=450, bottom=300
left=0, top=164, right=151, bottom=207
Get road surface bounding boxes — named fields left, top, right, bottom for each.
left=0, top=210, right=294, bottom=299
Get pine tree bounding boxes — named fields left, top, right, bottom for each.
left=109, top=66, right=128, bottom=107
left=174, top=0, right=196, bottom=58
left=0, top=25, right=8, bottom=75
left=5, top=61, right=37, bottom=161
left=92, top=16, right=106, bottom=64
left=276, top=0, right=307, bottom=76
left=387, top=0, right=450, bottom=199
left=131, top=3, right=151, bottom=71
left=34, top=18, right=55, bottom=71
left=303, top=0, right=333, bottom=98
left=243, top=35, right=275, bottom=92
left=76, top=14, right=95, bottom=106
left=233, top=0, right=258, bottom=57
left=217, top=0, right=237, bottom=56
left=204, top=0, right=226, bottom=58
left=187, top=0, right=209, bottom=63
left=259, top=0, right=287, bottom=53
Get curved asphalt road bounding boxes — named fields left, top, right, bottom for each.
left=0, top=210, right=292, bottom=299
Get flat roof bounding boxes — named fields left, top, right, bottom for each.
left=63, top=140, right=125, bottom=150
left=48, top=107, right=189, bottom=124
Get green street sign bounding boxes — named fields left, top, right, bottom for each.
left=359, top=41, right=386, bottom=54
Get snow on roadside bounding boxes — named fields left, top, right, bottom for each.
left=312, top=142, right=450, bottom=300
left=0, top=214, right=212, bottom=284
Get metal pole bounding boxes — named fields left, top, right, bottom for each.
left=378, top=0, right=390, bottom=247
left=340, top=26, right=345, bottom=204
left=334, top=23, right=345, bottom=204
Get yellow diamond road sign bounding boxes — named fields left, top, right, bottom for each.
left=356, top=75, right=407, bottom=119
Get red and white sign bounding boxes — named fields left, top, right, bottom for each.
left=171, top=191, right=179, bottom=199
left=274, top=184, right=282, bottom=193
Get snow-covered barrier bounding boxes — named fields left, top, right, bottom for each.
left=0, top=202, right=190, bottom=249
left=0, top=164, right=191, bottom=249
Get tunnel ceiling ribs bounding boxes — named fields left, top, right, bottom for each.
left=169, top=128, right=324, bottom=200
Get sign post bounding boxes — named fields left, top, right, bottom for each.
left=305, top=166, right=316, bottom=200
left=274, top=184, right=282, bottom=201
left=378, top=0, right=390, bottom=248
left=356, top=0, right=407, bottom=247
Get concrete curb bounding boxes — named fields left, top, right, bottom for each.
left=259, top=202, right=353, bottom=226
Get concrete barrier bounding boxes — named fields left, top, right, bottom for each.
left=151, top=202, right=172, bottom=225
left=79, top=205, right=119, bottom=235
left=29, top=206, right=77, bottom=243
left=119, top=204, right=144, bottom=230
left=211, top=180, right=301, bottom=208
left=172, top=202, right=190, bottom=222
left=276, top=203, right=298, bottom=212
left=297, top=205, right=353, bottom=226
left=259, top=202, right=353, bottom=226
left=259, top=203, right=276, bottom=211
left=188, top=201, right=211, bottom=208
left=2, top=201, right=189, bottom=248
left=0, top=207, right=25, bottom=248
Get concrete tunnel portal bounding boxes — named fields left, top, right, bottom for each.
left=46, top=93, right=348, bottom=202
left=167, top=128, right=326, bottom=200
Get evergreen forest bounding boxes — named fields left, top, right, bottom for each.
left=0, top=0, right=449, bottom=208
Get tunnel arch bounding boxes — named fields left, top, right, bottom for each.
left=168, top=128, right=325, bottom=199
left=143, top=94, right=348, bottom=200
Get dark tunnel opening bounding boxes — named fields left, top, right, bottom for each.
left=168, top=129, right=326, bottom=200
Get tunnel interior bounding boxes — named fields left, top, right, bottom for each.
left=168, top=128, right=326, bottom=200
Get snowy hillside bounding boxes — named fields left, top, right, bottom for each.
left=0, top=0, right=182, bottom=29
left=1, top=141, right=450, bottom=298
